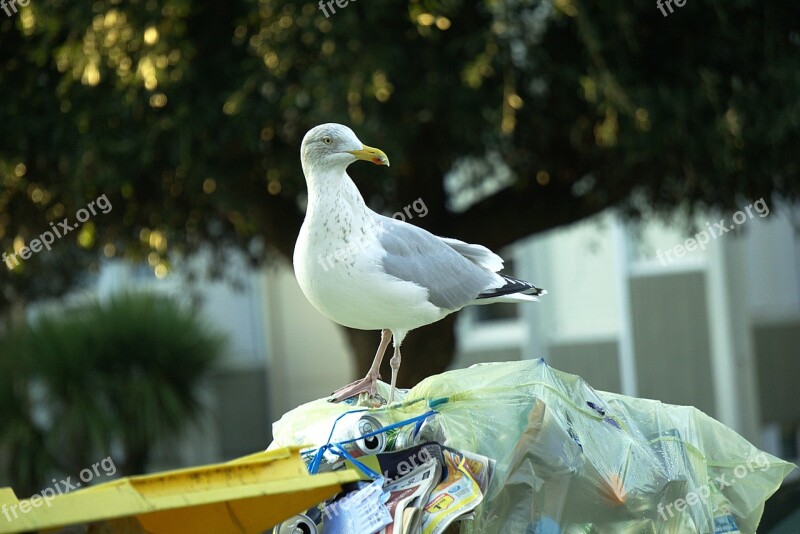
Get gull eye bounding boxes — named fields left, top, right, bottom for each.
left=322, top=137, right=333, bottom=145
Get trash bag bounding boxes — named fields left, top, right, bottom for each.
left=269, top=359, right=796, bottom=534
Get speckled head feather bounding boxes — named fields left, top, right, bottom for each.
left=301, top=123, right=363, bottom=174
left=301, top=123, right=389, bottom=179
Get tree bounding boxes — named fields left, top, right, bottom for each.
left=1, top=0, right=798, bottom=383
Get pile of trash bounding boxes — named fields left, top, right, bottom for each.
left=268, top=360, right=796, bottom=534
left=282, top=437, right=491, bottom=534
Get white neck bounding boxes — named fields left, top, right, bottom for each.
left=300, top=163, right=375, bottom=248
left=304, top=161, right=361, bottom=206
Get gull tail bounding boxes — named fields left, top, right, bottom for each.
left=474, top=274, right=547, bottom=304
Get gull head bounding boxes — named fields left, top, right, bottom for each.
left=301, top=123, right=390, bottom=174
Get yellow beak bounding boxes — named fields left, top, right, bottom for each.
left=347, top=145, right=390, bottom=167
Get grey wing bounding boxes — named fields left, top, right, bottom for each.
left=377, top=217, right=503, bottom=310
left=440, top=237, right=504, bottom=272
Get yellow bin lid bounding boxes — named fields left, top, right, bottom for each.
left=0, top=446, right=359, bottom=533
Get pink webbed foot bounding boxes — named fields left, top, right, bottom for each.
left=330, top=373, right=381, bottom=402
left=330, top=329, right=393, bottom=403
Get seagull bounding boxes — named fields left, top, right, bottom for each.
left=294, top=123, right=546, bottom=403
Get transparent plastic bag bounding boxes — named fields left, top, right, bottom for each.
left=270, top=359, right=795, bottom=534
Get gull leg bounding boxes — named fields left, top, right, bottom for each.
left=331, top=329, right=392, bottom=402
left=388, top=345, right=402, bottom=404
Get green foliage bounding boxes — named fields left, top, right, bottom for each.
left=0, top=325, right=51, bottom=497
left=0, top=292, right=225, bottom=496
left=1, top=0, right=798, bottom=311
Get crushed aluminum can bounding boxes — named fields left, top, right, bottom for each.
left=390, top=414, right=446, bottom=450
left=273, top=513, right=318, bottom=534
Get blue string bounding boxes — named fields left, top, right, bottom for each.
left=335, top=410, right=437, bottom=447
left=306, top=408, right=439, bottom=477
left=308, top=408, right=368, bottom=475
left=331, top=443, right=382, bottom=479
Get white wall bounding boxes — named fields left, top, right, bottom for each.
left=260, top=262, right=356, bottom=420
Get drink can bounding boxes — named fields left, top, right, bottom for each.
left=334, top=413, right=387, bottom=457
left=273, top=513, right=318, bottom=534
left=384, top=424, right=413, bottom=451
left=389, top=415, right=446, bottom=450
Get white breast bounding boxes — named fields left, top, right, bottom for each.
left=293, top=177, right=445, bottom=332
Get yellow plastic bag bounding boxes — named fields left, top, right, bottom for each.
left=270, top=360, right=795, bottom=533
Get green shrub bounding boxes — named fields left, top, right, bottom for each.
left=0, top=292, right=225, bottom=495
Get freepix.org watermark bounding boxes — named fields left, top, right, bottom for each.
left=2, top=456, right=117, bottom=522
left=1, top=0, right=30, bottom=18
left=317, top=197, right=428, bottom=272
left=318, top=0, right=356, bottom=18
left=3, top=194, right=112, bottom=271
left=656, top=198, right=769, bottom=266
left=656, top=0, right=688, bottom=17
left=321, top=447, right=433, bottom=521
left=657, top=452, right=770, bottom=520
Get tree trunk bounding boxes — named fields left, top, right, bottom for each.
left=343, top=314, right=457, bottom=389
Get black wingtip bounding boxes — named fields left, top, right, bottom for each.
left=477, top=274, right=547, bottom=300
